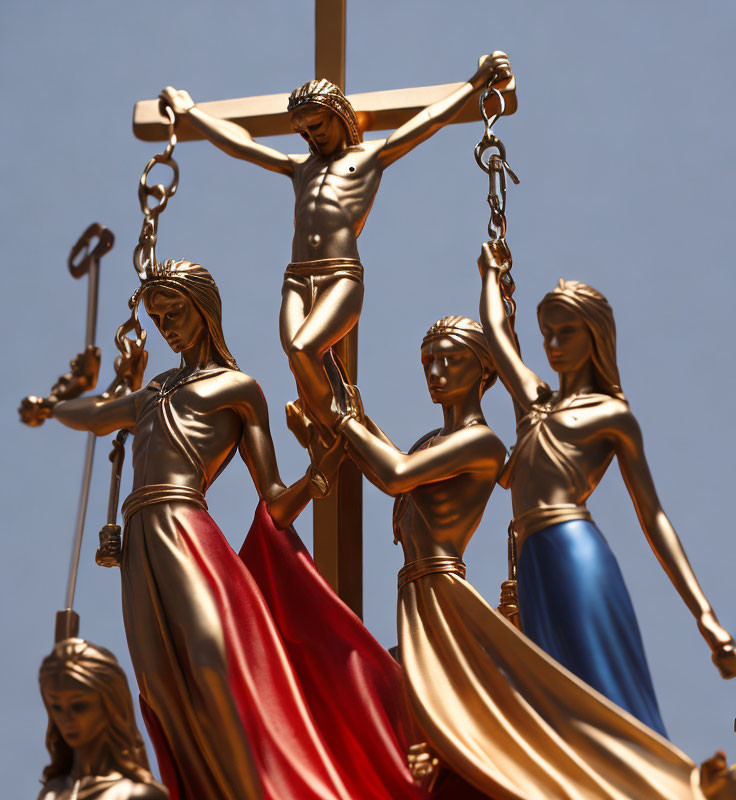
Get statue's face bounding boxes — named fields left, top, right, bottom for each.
left=144, top=287, right=207, bottom=355
left=43, top=678, right=107, bottom=750
left=538, top=302, right=593, bottom=374
left=290, top=104, right=346, bottom=157
left=421, top=337, right=481, bottom=405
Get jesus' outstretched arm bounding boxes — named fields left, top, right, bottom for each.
left=160, top=86, right=295, bottom=175
left=377, top=52, right=512, bottom=169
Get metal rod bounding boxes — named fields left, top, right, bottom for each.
left=64, top=432, right=96, bottom=609
left=64, top=259, right=100, bottom=610
left=84, top=261, right=99, bottom=349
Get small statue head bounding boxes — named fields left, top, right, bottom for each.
left=288, top=79, right=361, bottom=157
left=537, top=279, right=625, bottom=401
left=39, top=638, right=156, bottom=785
left=133, top=259, right=237, bottom=369
left=421, top=315, right=497, bottom=404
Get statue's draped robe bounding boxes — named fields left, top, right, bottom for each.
left=394, top=487, right=705, bottom=799
left=122, top=371, right=424, bottom=800
left=500, top=394, right=666, bottom=734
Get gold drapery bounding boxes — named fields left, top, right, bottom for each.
left=398, top=568, right=705, bottom=800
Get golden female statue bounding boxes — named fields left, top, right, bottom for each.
left=159, top=54, right=511, bottom=436
left=28, top=259, right=424, bottom=800
left=38, top=637, right=168, bottom=800
left=478, top=240, right=736, bottom=737
left=331, top=315, right=712, bottom=800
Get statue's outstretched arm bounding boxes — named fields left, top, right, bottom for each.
left=478, top=242, right=547, bottom=410
left=160, top=87, right=295, bottom=176
left=53, top=392, right=139, bottom=436
left=612, top=404, right=736, bottom=675
left=341, top=420, right=504, bottom=497
left=234, top=375, right=343, bottom=528
left=378, top=52, right=511, bottom=169
left=21, top=345, right=144, bottom=435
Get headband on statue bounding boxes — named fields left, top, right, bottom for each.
left=39, top=638, right=125, bottom=692
left=422, top=315, right=497, bottom=392
left=126, top=259, right=238, bottom=371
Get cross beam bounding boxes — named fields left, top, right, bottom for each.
left=132, top=0, right=515, bottom=620
left=132, top=82, right=516, bottom=142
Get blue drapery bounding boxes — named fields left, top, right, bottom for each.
left=517, top=518, right=667, bottom=737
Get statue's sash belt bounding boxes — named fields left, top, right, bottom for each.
left=511, top=504, right=591, bottom=560
left=398, top=556, right=466, bottom=590
left=122, top=484, right=208, bottom=524
left=285, top=258, right=363, bottom=281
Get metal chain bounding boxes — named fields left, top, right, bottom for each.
left=475, top=85, right=519, bottom=317
left=115, top=102, right=180, bottom=384
left=133, top=103, right=179, bottom=278
left=474, top=86, right=519, bottom=243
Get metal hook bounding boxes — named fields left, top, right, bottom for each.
left=479, top=86, right=505, bottom=132
left=475, top=135, right=507, bottom=173
left=157, top=102, right=178, bottom=160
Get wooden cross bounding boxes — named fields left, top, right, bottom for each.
left=132, top=0, right=515, bottom=619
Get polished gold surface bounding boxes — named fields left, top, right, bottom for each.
left=333, top=317, right=707, bottom=798
left=55, top=610, right=81, bottom=645
left=398, top=570, right=706, bottom=799
left=96, top=431, right=129, bottom=568
left=38, top=638, right=167, bottom=800
left=19, top=221, right=113, bottom=421
left=53, top=263, right=343, bottom=530
left=510, top=502, right=592, bottom=559
left=339, top=318, right=505, bottom=563
left=19, top=224, right=117, bottom=625
left=701, top=752, right=736, bottom=800
left=305, top=8, right=363, bottom=615
left=406, top=744, right=440, bottom=792
left=152, top=9, right=516, bottom=615
left=478, top=242, right=736, bottom=678
left=48, top=260, right=345, bottom=798
left=159, top=52, right=512, bottom=439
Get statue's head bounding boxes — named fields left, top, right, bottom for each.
left=421, top=315, right=497, bottom=405
left=288, top=79, right=361, bottom=157
left=39, top=638, right=155, bottom=785
left=537, top=280, right=625, bottom=401
left=133, top=259, right=237, bottom=369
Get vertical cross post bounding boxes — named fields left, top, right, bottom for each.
left=312, top=0, right=363, bottom=618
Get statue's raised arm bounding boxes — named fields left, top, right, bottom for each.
left=327, top=314, right=713, bottom=799
left=476, top=245, right=736, bottom=741
left=378, top=52, right=513, bottom=169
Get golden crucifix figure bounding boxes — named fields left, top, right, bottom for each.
left=159, top=52, right=511, bottom=437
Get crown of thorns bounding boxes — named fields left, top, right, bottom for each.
left=287, top=79, right=361, bottom=146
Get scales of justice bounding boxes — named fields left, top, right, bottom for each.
left=17, top=2, right=736, bottom=798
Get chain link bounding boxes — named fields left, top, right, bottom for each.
left=475, top=85, right=518, bottom=318
left=474, top=87, right=519, bottom=242
left=133, top=103, right=179, bottom=278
